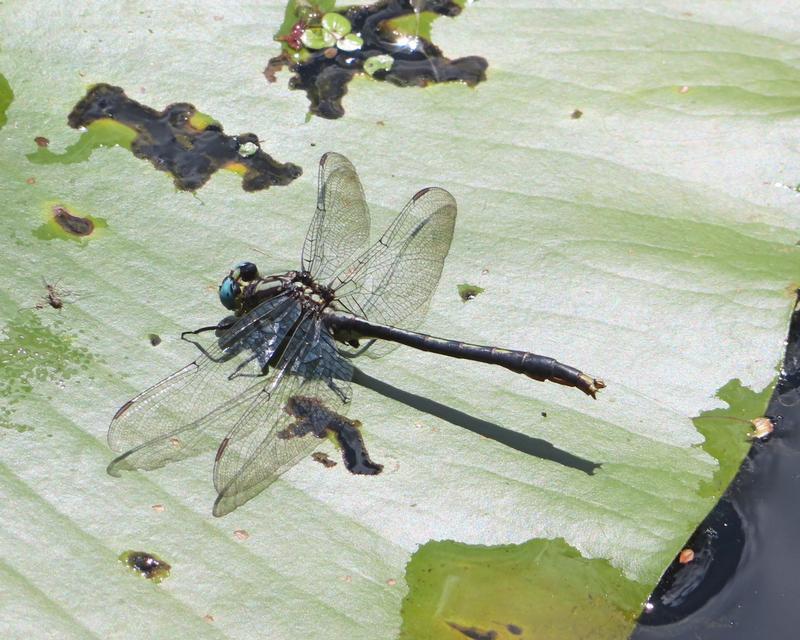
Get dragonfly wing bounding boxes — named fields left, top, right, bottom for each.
left=107, top=293, right=301, bottom=474
left=301, top=152, right=371, bottom=282
left=332, top=187, right=457, bottom=355
left=212, top=314, right=353, bottom=516
left=108, top=377, right=267, bottom=475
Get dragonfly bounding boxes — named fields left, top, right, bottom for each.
left=107, top=152, right=605, bottom=516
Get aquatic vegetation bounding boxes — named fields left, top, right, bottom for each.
left=268, top=0, right=488, bottom=119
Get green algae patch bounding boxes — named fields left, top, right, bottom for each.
left=32, top=201, right=107, bottom=243
left=0, top=73, right=13, bottom=129
left=456, top=283, right=484, bottom=302
left=29, top=84, right=302, bottom=192
left=0, top=311, right=94, bottom=430
left=693, top=378, right=775, bottom=500
left=400, top=538, right=648, bottom=640
left=119, top=550, right=171, bottom=583
left=269, top=0, right=487, bottom=119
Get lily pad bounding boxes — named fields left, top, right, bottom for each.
left=0, top=2, right=798, bottom=639
left=300, top=26, right=337, bottom=50
left=321, top=12, right=352, bottom=38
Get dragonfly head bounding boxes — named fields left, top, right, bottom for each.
left=219, top=261, right=259, bottom=312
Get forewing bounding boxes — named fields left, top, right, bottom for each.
left=107, top=293, right=301, bottom=474
left=301, top=152, right=370, bottom=282
left=332, top=187, right=456, bottom=348
left=212, top=314, right=353, bottom=516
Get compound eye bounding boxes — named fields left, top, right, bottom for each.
left=219, top=276, right=241, bottom=311
left=235, top=261, right=259, bottom=282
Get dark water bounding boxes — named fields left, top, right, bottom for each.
left=632, top=295, right=800, bottom=637
left=33, top=83, right=301, bottom=192
left=269, top=0, right=487, bottom=119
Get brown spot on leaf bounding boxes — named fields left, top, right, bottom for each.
left=119, top=550, right=171, bottom=582
left=52, top=204, right=94, bottom=236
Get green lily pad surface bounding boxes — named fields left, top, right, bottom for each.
left=1, top=2, right=799, bottom=639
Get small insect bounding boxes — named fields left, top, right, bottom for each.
left=32, top=278, right=72, bottom=311
left=43, top=280, right=64, bottom=309
left=107, top=153, right=604, bottom=516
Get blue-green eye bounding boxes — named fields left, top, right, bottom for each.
left=235, top=261, right=259, bottom=282
left=219, top=276, right=240, bottom=310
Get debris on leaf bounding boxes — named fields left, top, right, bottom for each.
left=312, top=451, right=338, bottom=468
left=457, top=283, right=485, bottom=302
left=119, top=550, right=171, bottom=583
left=747, top=416, right=774, bottom=440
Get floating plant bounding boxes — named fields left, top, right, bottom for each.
left=267, top=0, right=488, bottom=119
left=29, top=84, right=302, bottom=192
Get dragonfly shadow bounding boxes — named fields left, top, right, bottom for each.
left=351, top=368, right=602, bottom=476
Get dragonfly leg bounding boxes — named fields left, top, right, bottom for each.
left=180, top=319, right=235, bottom=341
left=179, top=319, right=242, bottom=364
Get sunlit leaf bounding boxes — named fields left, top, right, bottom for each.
left=1, top=2, right=798, bottom=638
